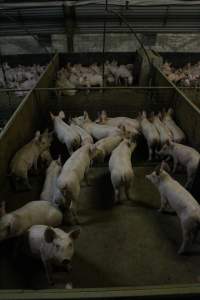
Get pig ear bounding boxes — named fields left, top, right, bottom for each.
left=59, top=111, right=65, bottom=120
left=83, top=111, right=89, bottom=120
left=68, top=227, right=81, bottom=240
left=155, top=164, right=161, bottom=176
left=0, top=201, right=6, bottom=217
left=50, top=112, right=55, bottom=120
left=57, top=155, right=62, bottom=165
left=44, top=227, right=56, bottom=243
left=68, top=116, right=72, bottom=124
left=101, top=110, right=107, bottom=117
left=35, top=131, right=41, bottom=141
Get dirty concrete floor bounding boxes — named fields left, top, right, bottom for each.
left=1, top=165, right=200, bottom=290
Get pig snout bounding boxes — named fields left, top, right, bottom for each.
left=62, top=259, right=72, bottom=272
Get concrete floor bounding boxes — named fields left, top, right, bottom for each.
left=1, top=164, right=200, bottom=290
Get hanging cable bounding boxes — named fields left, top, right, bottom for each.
left=105, top=3, right=151, bottom=66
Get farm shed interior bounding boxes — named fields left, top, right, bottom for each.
left=1, top=0, right=200, bottom=299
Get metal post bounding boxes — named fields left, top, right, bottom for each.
left=63, top=3, right=76, bottom=53
left=102, top=0, right=108, bottom=90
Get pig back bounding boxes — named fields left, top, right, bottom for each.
left=16, top=201, right=63, bottom=230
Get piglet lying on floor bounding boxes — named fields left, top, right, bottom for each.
left=146, top=161, right=200, bottom=254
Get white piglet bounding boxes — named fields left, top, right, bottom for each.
left=40, top=157, right=66, bottom=209
left=10, top=129, right=52, bottom=189
left=20, top=225, right=80, bottom=285
left=72, top=111, right=121, bottom=140
left=0, top=200, right=63, bottom=242
left=152, top=113, right=172, bottom=147
left=50, top=111, right=81, bottom=155
left=109, top=138, right=137, bottom=204
left=162, top=108, right=186, bottom=143
left=96, top=110, right=140, bottom=132
left=70, top=123, right=93, bottom=146
left=57, top=144, right=94, bottom=223
left=146, top=162, right=200, bottom=254
left=139, top=111, right=160, bottom=160
left=157, top=141, right=200, bottom=189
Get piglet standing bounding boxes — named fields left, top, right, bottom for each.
left=19, top=225, right=80, bottom=285
left=57, top=143, right=94, bottom=223
left=50, top=111, right=81, bottom=155
left=10, top=129, right=52, bottom=189
left=40, top=157, right=66, bottom=209
left=109, top=138, right=137, bottom=204
left=146, top=162, right=200, bottom=254
left=151, top=112, right=172, bottom=147
left=139, top=111, right=160, bottom=160
left=162, top=108, right=186, bottom=143
left=0, top=200, right=63, bottom=242
left=157, top=140, right=200, bottom=189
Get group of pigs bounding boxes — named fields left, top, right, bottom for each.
left=0, top=63, right=46, bottom=96
left=56, top=61, right=134, bottom=96
left=162, top=61, right=200, bottom=87
left=141, top=109, right=200, bottom=255
left=1, top=107, right=200, bottom=285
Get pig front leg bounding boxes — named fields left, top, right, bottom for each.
left=185, top=165, right=197, bottom=189
left=178, top=218, right=194, bottom=254
left=158, top=194, right=168, bottom=213
left=41, top=253, right=54, bottom=285
left=125, top=180, right=134, bottom=202
left=70, top=201, right=80, bottom=225
left=148, top=143, right=153, bottom=161
left=34, top=157, right=38, bottom=172
left=114, top=188, right=121, bottom=204
left=172, top=156, right=178, bottom=173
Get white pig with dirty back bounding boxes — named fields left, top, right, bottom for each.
left=0, top=200, right=63, bottom=242
left=57, top=144, right=94, bottom=223
left=109, top=138, right=137, bottom=204
left=50, top=111, right=81, bottom=155
left=40, top=157, right=66, bottom=209
left=157, top=141, right=200, bottom=189
left=10, top=129, right=53, bottom=189
left=151, top=112, right=173, bottom=146
left=92, top=125, right=131, bottom=163
left=162, top=108, right=186, bottom=143
left=20, top=225, right=80, bottom=285
left=96, top=110, right=140, bottom=132
left=72, top=111, right=121, bottom=140
left=146, top=162, right=200, bottom=254
left=69, top=123, right=93, bottom=146
left=139, top=111, right=160, bottom=160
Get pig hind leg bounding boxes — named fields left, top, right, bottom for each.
left=185, top=165, right=197, bottom=190
left=158, top=195, right=168, bottom=213
left=178, top=218, right=195, bottom=254
left=125, top=179, right=133, bottom=201
left=148, top=143, right=153, bottom=161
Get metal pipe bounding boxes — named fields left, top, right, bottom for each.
left=0, top=86, right=195, bottom=93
